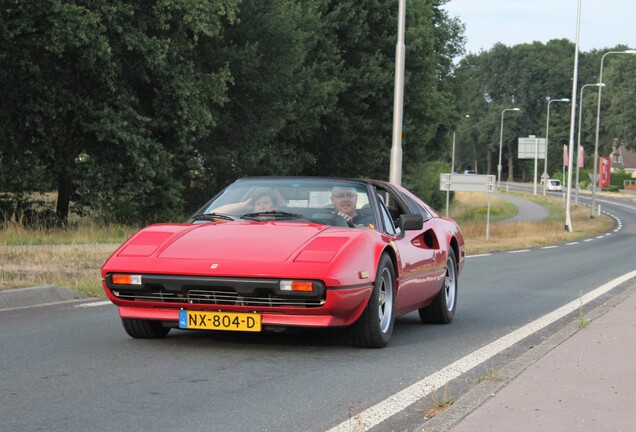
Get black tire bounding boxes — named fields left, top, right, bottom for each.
left=350, top=253, right=396, bottom=348
left=121, top=318, right=170, bottom=339
left=419, top=248, right=458, bottom=324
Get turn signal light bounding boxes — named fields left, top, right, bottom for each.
left=112, top=274, right=142, bottom=285
left=280, top=280, right=313, bottom=292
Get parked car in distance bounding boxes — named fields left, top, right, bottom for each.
left=101, top=176, right=465, bottom=348
left=463, top=169, right=476, bottom=175
left=546, top=179, right=562, bottom=191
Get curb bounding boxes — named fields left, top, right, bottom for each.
left=0, top=285, right=85, bottom=310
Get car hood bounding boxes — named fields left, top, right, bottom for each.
left=116, top=221, right=352, bottom=263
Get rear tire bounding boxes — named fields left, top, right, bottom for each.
left=350, top=253, right=396, bottom=348
left=121, top=318, right=170, bottom=338
left=419, top=248, right=457, bottom=324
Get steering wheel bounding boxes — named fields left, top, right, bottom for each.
left=332, top=211, right=355, bottom=228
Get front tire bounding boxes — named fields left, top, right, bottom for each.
left=350, top=253, right=396, bottom=348
left=419, top=248, right=458, bottom=324
left=121, top=318, right=170, bottom=338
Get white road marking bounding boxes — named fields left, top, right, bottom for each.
left=566, top=242, right=579, bottom=246
left=466, top=254, right=492, bottom=259
left=541, top=246, right=559, bottom=249
left=326, top=269, right=636, bottom=432
left=595, top=199, right=636, bottom=212
left=76, top=300, right=112, bottom=308
left=507, top=249, right=530, bottom=254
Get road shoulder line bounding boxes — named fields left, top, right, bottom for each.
left=0, top=285, right=85, bottom=311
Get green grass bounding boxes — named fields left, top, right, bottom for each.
left=455, top=190, right=614, bottom=255
left=0, top=220, right=138, bottom=245
left=476, top=368, right=502, bottom=384
left=452, top=196, right=517, bottom=225
left=578, top=290, right=590, bottom=329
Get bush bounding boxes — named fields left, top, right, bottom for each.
left=403, top=160, right=452, bottom=211
left=0, top=193, right=58, bottom=228
left=610, top=169, right=632, bottom=190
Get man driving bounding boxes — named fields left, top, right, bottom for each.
left=330, top=186, right=373, bottom=227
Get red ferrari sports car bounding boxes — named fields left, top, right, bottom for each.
left=102, top=177, right=465, bottom=347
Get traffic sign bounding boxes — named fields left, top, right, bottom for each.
left=439, top=174, right=495, bottom=192
left=588, top=173, right=600, bottom=185
left=440, top=173, right=496, bottom=241
left=518, top=136, right=546, bottom=159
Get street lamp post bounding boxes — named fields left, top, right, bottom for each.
left=564, top=0, right=582, bottom=232
left=389, top=0, right=406, bottom=185
left=446, top=114, right=470, bottom=217
left=543, top=98, right=570, bottom=196
left=591, top=49, right=636, bottom=217
left=498, top=107, right=520, bottom=189
left=575, top=83, right=605, bottom=205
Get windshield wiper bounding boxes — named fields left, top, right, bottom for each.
left=191, top=213, right=235, bottom=222
left=240, top=211, right=326, bottom=225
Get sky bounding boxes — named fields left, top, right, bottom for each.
left=442, top=0, right=635, bottom=55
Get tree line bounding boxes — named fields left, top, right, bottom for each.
left=1, top=1, right=633, bottom=226
left=454, top=40, right=636, bottom=182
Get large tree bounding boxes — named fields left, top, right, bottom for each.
left=454, top=39, right=607, bottom=181
left=301, top=0, right=464, bottom=180
left=0, top=0, right=238, bottom=224
left=1, top=0, right=466, bottom=224
left=195, top=0, right=343, bottom=199
left=187, top=0, right=464, bottom=201
left=599, top=54, right=636, bottom=152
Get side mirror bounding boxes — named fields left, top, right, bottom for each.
left=399, top=214, right=423, bottom=231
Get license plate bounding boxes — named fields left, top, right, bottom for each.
left=179, top=310, right=261, bottom=332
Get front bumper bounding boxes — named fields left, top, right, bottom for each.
left=104, top=274, right=373, bottom=327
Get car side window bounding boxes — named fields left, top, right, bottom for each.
left=377, top=195, right=397, bottom=235
left=402, top=194, right=431, bottom=222
left=377, top=188, right=413, bottom=228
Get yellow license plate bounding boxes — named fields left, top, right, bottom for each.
left=179, top=310, right=261, bottom=332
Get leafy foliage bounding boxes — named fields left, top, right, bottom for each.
left=0, top=0, right=238, bottom=224
left=452, top=41, right=636, bottom=182
left=2, top=1, right=633, bottom=227
left=602, top=56, right=636, bottom=151
left=0, top=0, right=464, bottom=224
left=403, top=160, right=450, bottom=212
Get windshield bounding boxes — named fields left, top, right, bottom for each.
left=195, top=178, right=375, bottom=228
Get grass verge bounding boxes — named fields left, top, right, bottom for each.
left=452, top=191, right=614, bottom=255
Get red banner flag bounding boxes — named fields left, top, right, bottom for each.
left=563, top=145, right=569, bottom=167
left=577, top=145, right=584, bottom=168
left=599, top=156, right=612, bottom=188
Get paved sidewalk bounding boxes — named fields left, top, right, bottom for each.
left=421, top=282, right=636, bottom=432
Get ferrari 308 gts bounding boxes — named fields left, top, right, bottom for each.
left=102, top=177, right=465, bottom=348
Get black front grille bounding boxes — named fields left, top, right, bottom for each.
left=106, top=274, right=326, bottom=308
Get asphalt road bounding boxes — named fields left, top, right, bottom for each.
left=1, top=189, right=635, bottom=432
